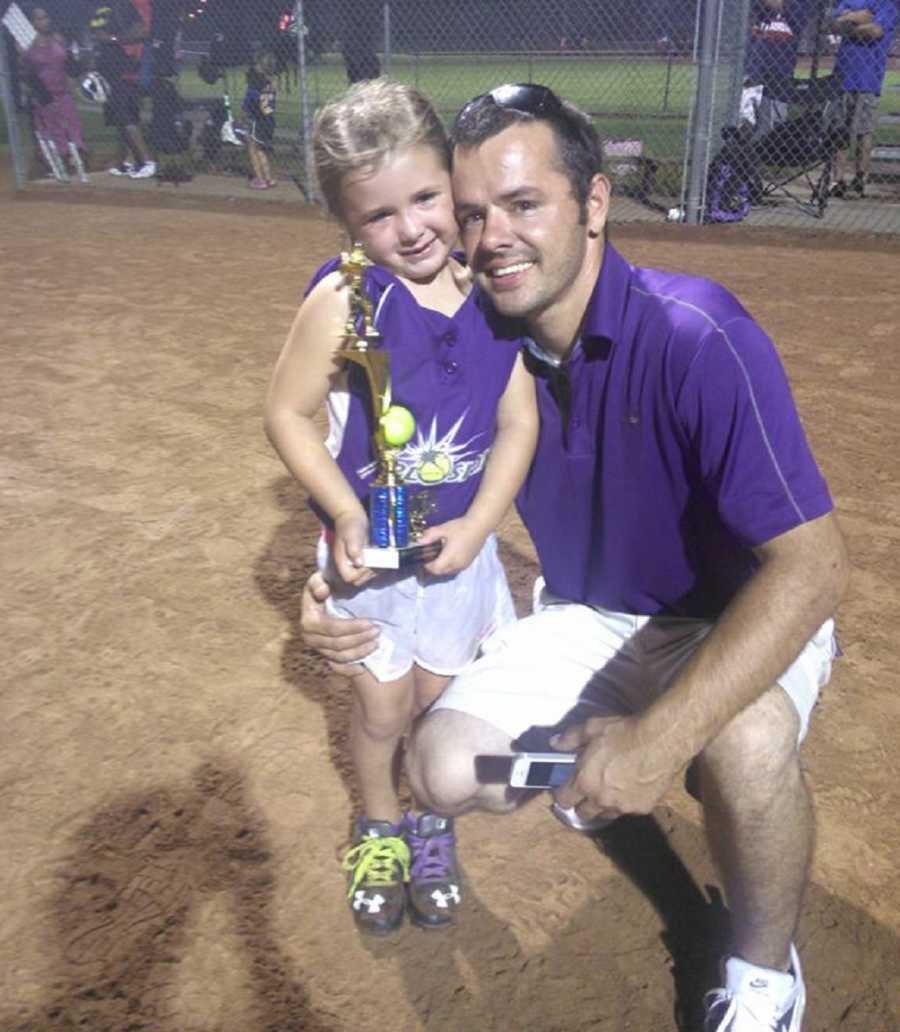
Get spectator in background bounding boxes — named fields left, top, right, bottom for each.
left=242, top=50, right=277, bottom=189
left=339, top=0, right=380, bottom=82
left=829, top=0, right=899, bottom=197
left=744, top=0, right=815, bottom=133
left=142, top=0, right=192, bottom=164
left=89, top=0, right=156, bottom=179
left=21, top=6, right=86, bottom=178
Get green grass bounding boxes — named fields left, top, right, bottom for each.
left=3, top=53, right=898, bottom=180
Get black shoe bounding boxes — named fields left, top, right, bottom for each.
left=403, top=811, right=462, bottom=929
left=849, top=174, right=866, bottom=197
left=342, top=818, right=409, bottom=935
left=829, top=180, right=847, bottom=198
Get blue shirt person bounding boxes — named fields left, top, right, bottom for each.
left=829, top=0, right=899, bottom=195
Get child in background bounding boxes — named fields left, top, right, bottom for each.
left=21, top=6, right=86, bottom=179
left=264, top=79, right=537, bottom=936
left=242, top=50, right=277, bottom=188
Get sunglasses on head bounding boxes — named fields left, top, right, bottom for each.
left=457, top=83, right=565, bottom=124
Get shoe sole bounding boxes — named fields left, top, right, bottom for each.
left=353, top=910, right=405, bottom=936
left=408, top=908, right=455, bottom=930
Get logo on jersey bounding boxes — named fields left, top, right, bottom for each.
left=358, top=411, right=488, bottom=486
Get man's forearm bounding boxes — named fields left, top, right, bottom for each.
left=639, top=513, right=848, bottom=770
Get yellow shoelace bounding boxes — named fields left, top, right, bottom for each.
left=342, top=835, right=411, bottom=898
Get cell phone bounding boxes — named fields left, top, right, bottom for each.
left=508, top=752, right=577, bottom=789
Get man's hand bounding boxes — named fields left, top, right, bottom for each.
left=299, top=571, right=379, bottom=671
left=551, top=716, right=683, bottom=822
left=417, top=516, right=488, bottom=577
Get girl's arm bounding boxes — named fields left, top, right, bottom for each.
left=419, top=352, right=538, bottom=576
left=264, top=271, right=373, bottom=585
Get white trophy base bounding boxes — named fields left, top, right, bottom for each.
left=362, top=541, right=442, bottom=570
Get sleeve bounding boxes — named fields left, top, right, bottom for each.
left=303, top=257, right=342, bottom=298
left=873, top=0, right=898, bottom=34
left=676, top=315, right=833, bottom=547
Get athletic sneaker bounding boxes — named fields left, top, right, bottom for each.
left=704, top=945, right=806, bottom=1031
left=129, top=161, right=157, bottom=179
left=248, top=177, right=269, bottom=190
left=107, top=161, right=135, bottom=176
left=342, top=817, right=409, bottom=935
left=849, top=174, right=866, bottom=198
left=829, top=179, right=847, bottom=199
left=402, top=811, right=462, bottom=928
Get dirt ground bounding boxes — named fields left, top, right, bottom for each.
left=1, top=180, right=899, bottom=1032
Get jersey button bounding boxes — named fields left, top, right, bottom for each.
left=443, top=359, right=459, bottom=374
left=443, top=331, right=457, bottom=347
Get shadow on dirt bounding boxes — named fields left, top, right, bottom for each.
left=3, top=761, right=334, bottom=1032
left=364, top=808, right=900, bottom=1032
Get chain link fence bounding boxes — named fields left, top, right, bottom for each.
left=1, top=0, right=898, bottom=234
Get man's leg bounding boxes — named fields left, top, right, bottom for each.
left=694, top=685, right=812, bottom=972
left=406, top=708, right=518, bottom=817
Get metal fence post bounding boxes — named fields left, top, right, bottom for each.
left=296, top=0, right=315, bottom=202
left=684, top=0, right=722, bottom=225
left=0, top=29, right=27, bottom=189
left=383, top=1, right=391, bottom=77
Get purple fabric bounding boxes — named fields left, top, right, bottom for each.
left=23, top=39, right=68, bottom=96
left=304, top=256, right=522, bottom=529
left=515, top=244, right=833, bottom=619
left=32, top=94, right=84, bottom=150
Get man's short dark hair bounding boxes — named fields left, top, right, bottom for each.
left=451, top=84, right=604, bottom=217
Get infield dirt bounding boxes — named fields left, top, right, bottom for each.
left=2, top=183, right=899, bottom=1031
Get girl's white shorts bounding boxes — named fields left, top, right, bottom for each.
left=318, top=532, right=516, bottom=684
left=431, top=578, right=837, bottom=747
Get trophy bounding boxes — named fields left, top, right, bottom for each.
left=338, top=244, right=441, bottom=570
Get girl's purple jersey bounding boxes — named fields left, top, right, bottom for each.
left=305, top=256, right=522, bottom=529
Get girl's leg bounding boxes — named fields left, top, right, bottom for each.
left=404, top=664, right=461, bottom=929
left=247, top=140, right=263, bottom=182
left=350, top=666, right=415, bottom=824
left=259, top=147, right=274, bottom=185
left=343, top=666, right=415, bottom=935
left=412, top=666, right=451, bottom=717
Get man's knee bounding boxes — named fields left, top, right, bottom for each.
left=406, top=710, right=514, bottom=816
left=697, top=687, right=803, bottom=803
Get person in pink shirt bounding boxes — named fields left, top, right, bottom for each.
left=20, top=7, right=86, bottom=181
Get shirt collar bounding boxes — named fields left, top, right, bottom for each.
left=522, top=241, right=630, bottom=368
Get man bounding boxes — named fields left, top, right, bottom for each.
left=89, top=0, right=156, bottom=179
left=743, top=0, right=814, bottom=135
left=829, top=0, right=899, bottom=197
left=300, top=84, right=849, bottom=1032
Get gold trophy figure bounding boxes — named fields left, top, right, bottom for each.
left=337, top=244, right=440, bottom=570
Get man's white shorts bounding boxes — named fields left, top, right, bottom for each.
left=432, top=579, right=837, bottom=748
left=318, top=532, right=515, bottom=683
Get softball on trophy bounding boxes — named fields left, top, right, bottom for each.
left=379, top=404, right=416, bottom=448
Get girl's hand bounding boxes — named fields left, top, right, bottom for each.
left=332, top=511, right=375, bottom=587
left=417, top=517, right=487, bottom=577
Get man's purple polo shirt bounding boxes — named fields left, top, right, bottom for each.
left=515, top=244, right=833, bottom=618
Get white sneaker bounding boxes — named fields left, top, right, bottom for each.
left=107, top=161, right=135, bottom=176
left=129, top=161, right=157, bottom=179
left=704, top=945, right=805, bottom=1031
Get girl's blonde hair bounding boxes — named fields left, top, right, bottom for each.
left=313, top=78, right=450, bottom=216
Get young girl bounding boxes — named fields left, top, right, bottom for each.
left=21, top=6, right=86, bottom=181
left=242, top=50, right=277, bottom=188
left=265, top=79, right=537, bottom=936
